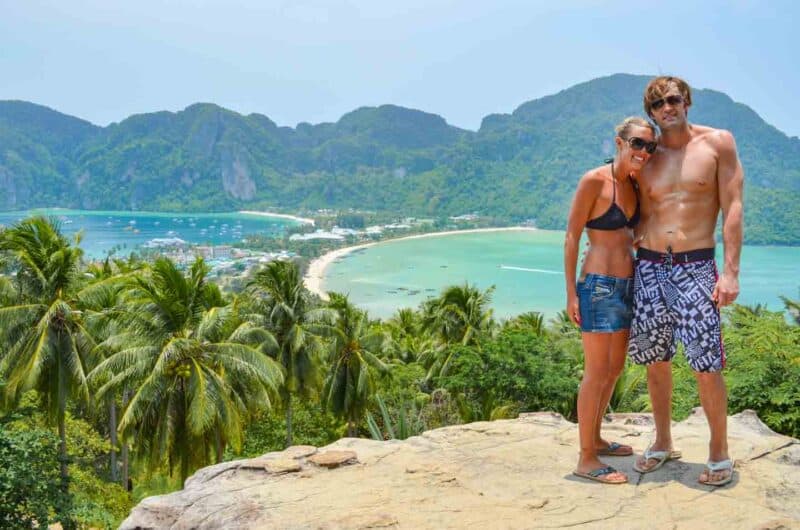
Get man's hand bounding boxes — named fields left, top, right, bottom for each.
left=712, top=272, right=739, bottom=308
left=567, top=293, right=581, bottom=326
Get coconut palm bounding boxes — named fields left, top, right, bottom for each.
left=90, top=257, right=282, bottom=483
left=550, top=309, right=580, bottom=338
left=419, top=283, right=495, bottom=379
left=81, top=256, right=145, bottom=484
left=385, top=308, right=435, bottom=364
left=422, top=283, right=496, bottom=346
left=0, top=217, right=92, bottom=525
left=320, top=293, right=390, bottom=437
left=386, top=308, right=422, bottom=338
left=503, top=311, right=546, bottom=336
left=246, top=259, right=329, bottom=446
left=780, top=296, right=800, bottom=326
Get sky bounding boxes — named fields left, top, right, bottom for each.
left=1, top=0, right=797, bottom=137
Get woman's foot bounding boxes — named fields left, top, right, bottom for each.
left=596, top=439, right=633, bottom=456
left=576, top=457, right=628, bottom=484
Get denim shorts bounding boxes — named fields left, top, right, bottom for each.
left=577, top=274, right=633, bottom=332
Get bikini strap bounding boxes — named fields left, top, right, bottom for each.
left=610, top=160, right=617, bottom=201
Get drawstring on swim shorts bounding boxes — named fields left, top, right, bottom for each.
left=664, top=245, right=673, bottom=270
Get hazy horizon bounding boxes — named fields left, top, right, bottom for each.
left=2, top=1, right=797, bottom=136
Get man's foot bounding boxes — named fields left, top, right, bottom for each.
left=596, top=440, right=633, bottom=456
left=698, top=459, right=734, bottom=486
left=633, top=444, right=682, bottom=473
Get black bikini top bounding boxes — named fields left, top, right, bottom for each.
left=585, top=160, right=640, bottom=230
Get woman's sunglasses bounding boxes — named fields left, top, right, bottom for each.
left=650, top=94, right=684, bottom=111
left=621, top=136, right=657, bottom=154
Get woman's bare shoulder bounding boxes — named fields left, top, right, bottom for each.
left=578, top=165, right=609, bottom=187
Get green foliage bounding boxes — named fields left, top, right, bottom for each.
left=0, top=415, right=65, bottom=529
left=237, top=401, right=342, bottom=456
left=721, top=307, right=800, bottom=437
left=366, top=394, right=425, bottom=441
left=436, top=329, right=581, bottom=422
left=320, top=293, right=390, bottom=436
left=782, top=295, right=800, bottom=325
left=609, top=305, right=800, bottom=436
left=246, top=259, right=330, bottom=446
left=420, top=283, right=496, bottom=380
left=366, top=363, right=428, bottom=440
left=0, top=212, right=798, bottom=529
left=89, top=258, right=284, bottom=483
left=1, top=405, right=132, bottom=529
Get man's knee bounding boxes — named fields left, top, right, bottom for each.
left=647, top=361, right=672, bottom=378
left=694, top=370, right=726, bottom=387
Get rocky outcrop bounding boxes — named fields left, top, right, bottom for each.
left=121, top=409, right=800, bottom=529
left=220, top=149, right=256, bottom=200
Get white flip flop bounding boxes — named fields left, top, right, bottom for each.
left=699, top=459, right=735, bottom=486
left=633, top=446, right=682, bottom=474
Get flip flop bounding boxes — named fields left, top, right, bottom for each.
left=573, top=465, right=628, bottom=484
left=633, top=446, right=682, bottom=473
left=596, top=441, right=634, bottom=456
left=699, top=459, right=735, bottom=486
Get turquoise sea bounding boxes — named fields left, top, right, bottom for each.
left=0, top=209, right=298, bottom=258
left=322, top=230, right=800, bottom=320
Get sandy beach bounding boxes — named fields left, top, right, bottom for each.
left=239, top=210, right=315, bottom=225
left=303, top=226, right=537, bottom=299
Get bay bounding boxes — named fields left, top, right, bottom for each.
left=0, top=209, right=298, bottom=258
left=322, top=230, right=800, bottom=320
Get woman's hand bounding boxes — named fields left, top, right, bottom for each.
left=567, top=293, right=581, bottom=326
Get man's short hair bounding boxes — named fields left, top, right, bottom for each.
left=643, top=76, right=692, bottom=118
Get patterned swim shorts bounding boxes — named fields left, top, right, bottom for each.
left=627, top=248, right=725, bottom=372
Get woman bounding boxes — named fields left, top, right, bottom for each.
left=564, top=116, right=657, bottom=484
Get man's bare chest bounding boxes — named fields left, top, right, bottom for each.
left=642, top=147, right=718, bottom=200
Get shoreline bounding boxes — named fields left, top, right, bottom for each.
left=303, top=226, right=538, bottom=299
left=238, top=210, right=315, bottom=225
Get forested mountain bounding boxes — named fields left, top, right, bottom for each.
left=1, top=74, right=798, bottom=243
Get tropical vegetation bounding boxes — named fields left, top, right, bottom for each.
left=1, top=216, right=798, bottom=528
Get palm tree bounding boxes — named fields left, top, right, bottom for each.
left=0, top=217, right=92, bottom=526
left=246, top=259, right=329, bottom=446
left=320, top=293, right=390, bottom=437
left=550, top=309, right=580, bottom=337
left=90, top=258, right=283, bottom=483
left=385, top=308, right=435, bottom=364
left=422, top=283, right=495, bottom=345
left=81, top=256, right=145, bottom=484
left=780, top=296, right=800, bottom=326
left=386, top=308, right=421, bottom=339
left=503, top=311, right=545, bottom=335
left=419, top=283, right=495, bottom=379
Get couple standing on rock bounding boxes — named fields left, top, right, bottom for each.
left=563, top=75, right=744, bottom=486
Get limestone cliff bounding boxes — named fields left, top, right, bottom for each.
left=121, top=409, right=799, bottom=529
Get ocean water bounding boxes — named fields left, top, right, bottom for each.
left=0, top=209, right=297, bottom=258
left=322, top=230, right=800, bottom=320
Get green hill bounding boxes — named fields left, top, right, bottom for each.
left=1, top=74, right=797, bottom=243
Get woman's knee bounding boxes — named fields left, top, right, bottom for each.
left=607, top=362, right=625, bottom=381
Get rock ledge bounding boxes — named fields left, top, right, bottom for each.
left=121, top=409, right=800, bottom=529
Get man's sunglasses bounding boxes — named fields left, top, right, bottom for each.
left=650, top=94, right=684, bottom=111
left=621, top=136, right=657, bottom=154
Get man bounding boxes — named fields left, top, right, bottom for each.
left=627, top=76, right=743, bottom=486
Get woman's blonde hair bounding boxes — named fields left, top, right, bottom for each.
left=614, top=116, right=657, bottom=139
